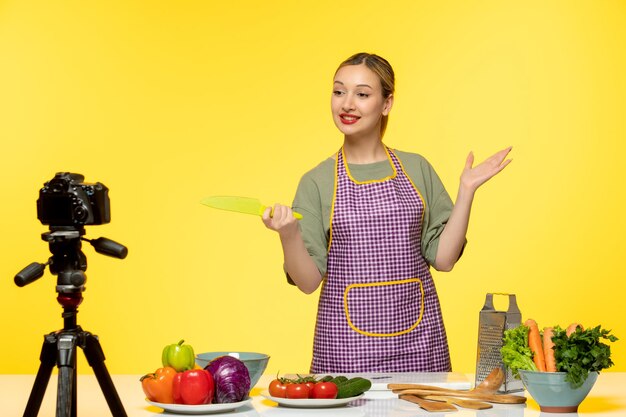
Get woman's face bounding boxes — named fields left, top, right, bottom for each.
left=331, top=64, right=393, bottom=139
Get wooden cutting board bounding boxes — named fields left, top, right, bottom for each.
left=341, top=372, right=472, bottom=391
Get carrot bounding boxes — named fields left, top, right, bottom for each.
left=543, top=327, right=557, bottom=372
left=525, top=319, right=546, bottom=371
left=566, top=323, right=583, bottom=337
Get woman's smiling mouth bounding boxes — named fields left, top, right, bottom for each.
left=340, top=113, right=360, bottom=125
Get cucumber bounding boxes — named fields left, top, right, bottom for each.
left=318, top=375, right=334, bottom=382
left=336, top=377, right=372, bottom=398
left=329, top=376, right=349, bottom=385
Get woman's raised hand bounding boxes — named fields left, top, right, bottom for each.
left=461, top=146, right=512, bottom=193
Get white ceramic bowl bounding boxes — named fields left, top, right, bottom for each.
left=195, top=351, right=269, bottom=388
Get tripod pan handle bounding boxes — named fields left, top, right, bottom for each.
left=90, top=237, right=128, bottom=259
left=15, top=262, right=46, bottom=287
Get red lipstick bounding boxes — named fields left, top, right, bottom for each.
left=340, top=113, right=360, bottom=125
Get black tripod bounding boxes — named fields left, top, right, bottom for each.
left=15, top=228, right=129, bottom=417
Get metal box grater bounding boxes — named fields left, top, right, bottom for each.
left=474, top=293, right=524, bottom=393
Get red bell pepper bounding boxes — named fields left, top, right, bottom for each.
left=172, top=369, right=215, bottom=405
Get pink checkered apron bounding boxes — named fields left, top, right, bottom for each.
left=310, top=146, right=451, bottom=373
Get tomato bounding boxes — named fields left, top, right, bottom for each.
left=311, top=382, right=338, bottom=399
left=304, top=381, right=316, bottom=398
left=268, top=379, right=289, bottom=398
left=285, top=383, right=310, bottom=399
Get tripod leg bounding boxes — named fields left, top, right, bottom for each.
left=56, top=333, right=77, bottom=417
left=82, top=332, right=128, bottom=417
left=23, top=333, right=58, bottom=417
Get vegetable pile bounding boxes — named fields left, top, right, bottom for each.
left=141, top=340, right=251, bottom=405
left=501, top=320, right=618, bottom=388
left=268, top=374, right=372, bottom=400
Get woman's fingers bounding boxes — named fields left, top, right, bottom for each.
left=481, top=146, right=512, bottom=173
left=492, top=147, right=513, bottom=175
left=465, top=151, right=475, bottom=170
left=489, top=146, right=513, bottom=166
left=272, top=204, right=287, bottom=220
left=461, top=146, right=513, bottom=190
left=496, top=156, right=513, bottom=173
left=262, top=204, right=297, bottom=231
left=261, top=206, right=274, bottom=228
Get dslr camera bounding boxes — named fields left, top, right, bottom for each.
left=37, top=172, right=110, bottom=227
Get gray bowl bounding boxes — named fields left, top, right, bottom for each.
left=519, top=370, right=598, bottom=413
left=195, top=351, right=270, bottom=388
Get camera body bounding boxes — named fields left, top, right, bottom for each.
left=37, top=172, right=110, bottom=227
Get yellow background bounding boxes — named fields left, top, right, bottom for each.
left=1, top=0, right=624, bottom=377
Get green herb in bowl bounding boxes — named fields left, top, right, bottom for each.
left=551, top=325, right=618, bottom=388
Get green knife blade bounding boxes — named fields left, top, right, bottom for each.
left=201, top=196, right=303, bottom=220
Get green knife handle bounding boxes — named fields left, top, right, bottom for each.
left=264, top=206, right=303, bottom=220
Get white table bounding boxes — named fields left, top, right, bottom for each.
left=1, top=373, right=625, bottom=416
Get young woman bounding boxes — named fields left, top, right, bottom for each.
left=263, top=53, right=511, bottom=373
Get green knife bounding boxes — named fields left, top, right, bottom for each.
left=201, top=196, right=303, bottom=220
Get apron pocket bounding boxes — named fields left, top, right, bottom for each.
left=343, top=278, right=424, bottom=337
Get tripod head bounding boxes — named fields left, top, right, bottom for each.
left=13, top=172, right=127, bottom=309
left=15, top=227, right=127, bottom=298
